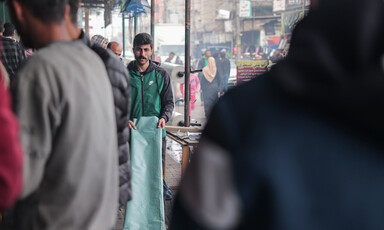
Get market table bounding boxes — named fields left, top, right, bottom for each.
left=165, top=126, right=202, bottom=188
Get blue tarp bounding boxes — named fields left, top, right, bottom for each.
left=117, top=0, right=150, bottom=17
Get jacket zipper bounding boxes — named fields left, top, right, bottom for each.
left=141, top=74, right=145, bottom=116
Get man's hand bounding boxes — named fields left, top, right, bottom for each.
left=128, top=120, right=137, bottom=130
left=157, top=118, right=166, bottom=130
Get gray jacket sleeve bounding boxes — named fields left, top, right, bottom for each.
left=13, top=58, right=60, bottom=198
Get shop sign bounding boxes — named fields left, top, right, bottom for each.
left=239, top=1, right=251, bottom=18
left=224, top=20, right=233, bottom=32
left=286, top=0, right=304, bottom=10
left=217, top=9, right=231, bottom=20
left=236, top=60, right=268, bottom=85
left=274, top=0, right=309, bottom=12
left=281, top=11, right=304, bottom=34
left=273, top=0, right=285, bottom=12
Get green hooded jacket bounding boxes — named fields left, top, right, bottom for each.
left=128, top=60, right=174, bottom=137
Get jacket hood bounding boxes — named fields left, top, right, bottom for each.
left=272, top=0, right=384, bottom=137
left=79, top=30, right=92, bottom=47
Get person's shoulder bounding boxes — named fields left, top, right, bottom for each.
left=0, top=36, right=20, bottom=47
left=127, top=60, right=137, bottom=71
left=36, top=41, right=105, bottom=71
left=90, top=44, right=126, bottom=72
left=152, top=62, right=169, bottom=78
left=89, top=42, right=109, bottom=59
left=15, top=50, right=52, bottom=82
left=0, top=36, right=11, bottom=42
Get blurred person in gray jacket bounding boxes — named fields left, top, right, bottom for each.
left=4, top=0, right=119, bottom=229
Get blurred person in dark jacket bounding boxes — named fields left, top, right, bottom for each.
left=201, top=57, right=219, bottom=118
left=165, top=52, right=175, bottom=63
left=3, top=23, right=15, bottom=38
left=216, top=49, right=230, bottom=93
left=67, top=1, right=131, bottom=229
left=175, top=56, right=183, bottom=65
left=0, top=22, right=25, bottom=87
left=171, top=0, right=384, bottom=229
left=197, top=49, right=212, bottom=105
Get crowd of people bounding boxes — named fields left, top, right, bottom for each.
left=1, top=0, right=384, bottom=229
left=196, top=49, right=231, bottom=117
left=161, top=48, right=231, bottom=118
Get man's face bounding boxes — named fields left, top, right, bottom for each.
left=169, top=53, right=175, bottom=60
left=110, top=43, right=122, bottom=58
left=133, top=44, right=153, bottom=66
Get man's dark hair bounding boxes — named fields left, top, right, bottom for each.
left=133, top=33, right=153, bottom=49
left=68, top=0, right=80, bottom=25
left=8, top=0, right=69, bottom=23
left=107, top=42, right=112, bottom=49
left=3, top=22, right=15, bottom=36
left=169, top=52, right=175, bottom=55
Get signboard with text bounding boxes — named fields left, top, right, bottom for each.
left=273, top=0, right=285, bottom=12
left=236, top=60, right=268, bottom=85
left=239, top=1, right=251, bottom=18
left=274, top=0, right=310, bottom=12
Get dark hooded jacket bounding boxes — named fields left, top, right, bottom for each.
left=127, top=60, right=174, bottom=137
left=171, top=0, right=384, bottom=229
left=80, top=31, right=131, bottom=206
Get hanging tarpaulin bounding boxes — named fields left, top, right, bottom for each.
left=117, top=0, right=150, bottom=17
left=124, top=116, right=165, bottom=230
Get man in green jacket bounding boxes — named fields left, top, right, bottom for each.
left=128, top=33, right=174, bottom=198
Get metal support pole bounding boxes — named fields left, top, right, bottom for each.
left=236, top=0, right=241, bottom=61
left=134, top=16, right=137, bottom=36
left=184, top=0, right=191, bottom=127
left=151, top=0, right=155, bottom=59
left=122, top=12, right=126, bottom=57
left=85, top=8, right=90, bottom=35
left=2, top=2, right=5, bottom=23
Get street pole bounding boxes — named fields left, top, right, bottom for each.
left=184, top=0, right=191, bottom=127
left=236, top=0, right=241, bottom=61
left=2, top=3, right=5, bottom=23
left=134, top=16, right=137, bottom=36
left=151, top=0, right=155, bottom=59
left=85, top=8, right=90, bottom=35
left=122, top=12, right=126, bottom=57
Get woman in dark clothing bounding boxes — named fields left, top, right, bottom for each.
left=201, top=57, right=220, bottom=118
